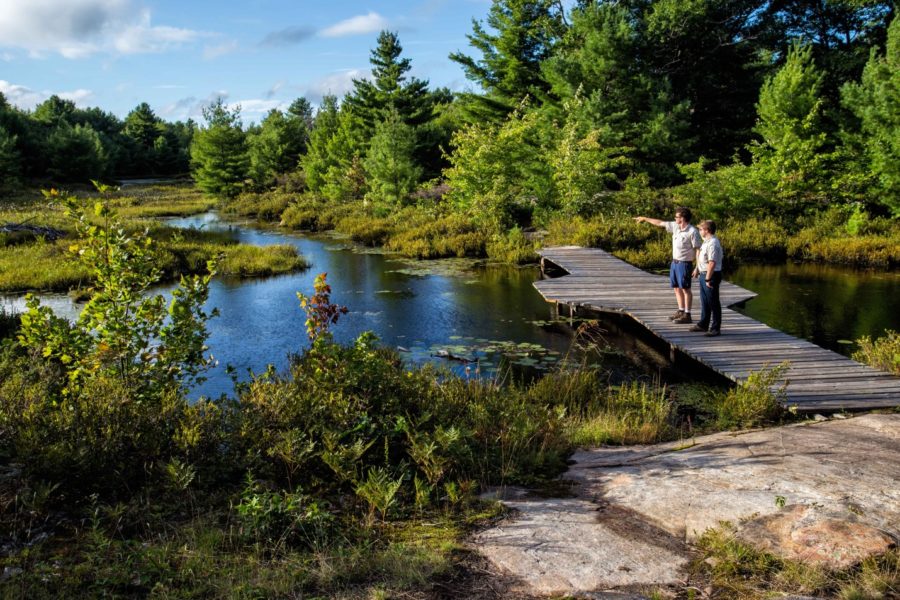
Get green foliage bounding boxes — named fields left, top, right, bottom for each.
left=191, top=99, right=250, bottom=199
left=449, top=0, right=565, bottom=119
left=444, top=103, right=552, bottom=230
left=0, top=125, right=22, bottom=189
left=363, top=109, right=422, bottom=206
left=46, top=122, right=109, bottom=182
left=485, top=226, right=537, bottom=264
left=301, top=95, right=341, bottom=194
left=714, top=365, right=787, bottom=429
left=842, top=14, right=900, bottom=216
left=345, top=30, right=435, bottom=132
left=2, top=188, right=219, bottom=495
left=853, top=329, right=900, bottom=375
left=235, top=474, right=334, bottom=548
left=542, top=2, right=692, bottom=184
left=751, top=42, right=832, bottom=209
left=567, top=380, right=676, bottom=446
left=247, top=107, right=309, bottom=189
left=549, top=96, right=632, bottom=217
left=19, top=190, right=216, bottom=399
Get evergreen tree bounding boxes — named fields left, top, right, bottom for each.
left=288, top=97, right=315, bottom=131
left=363, top=109, right=422, bottom=206
left=449, top=0, right=566, bottom=121
left=45, top=122, right=108, bottom=182
left=248, top=108, right=309, bottom=188
left=190, top=99, right=249, bottom=198
left=124, top=102, right=165, bottom=175
left=0, top=126, right=22, bottom=189
left=542, top=2, right=691, bottom=183
left=345, top=31, right=434, bottom=133
left=758, top=0, right=895, bottom=100
left=302, top=96, right=341, bottom=194
left=321, top=107, right=368, bottom=201
left=33, top=95, right=77, bottom=125
left=751, top=42, right=832, bottom=207
left=842, top=14, right=900, bottom=215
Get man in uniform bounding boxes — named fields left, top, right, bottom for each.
left=633, top=207, right=702, bottom=323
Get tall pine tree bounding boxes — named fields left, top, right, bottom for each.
left=450, top=0, right=566, bottom=121
left=842, top=15, right=900, bottom=215
left=363, top=109, right=422, bottom=207
left=190, top=99, right=249, bottom=199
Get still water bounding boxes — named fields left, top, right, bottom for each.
left=728, top=262, right=900, bottom=354
left=4, top=213, right=579, bottom=398
left=4, top=213, right=898, bottom=396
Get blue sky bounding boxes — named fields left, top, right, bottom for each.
left=0, top=0, right=495, bottom=123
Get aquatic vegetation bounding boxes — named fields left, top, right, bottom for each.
left=0, top=185, right=308, bottom=292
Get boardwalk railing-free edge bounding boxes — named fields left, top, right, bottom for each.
left=533, top=246, right=900, bottom=412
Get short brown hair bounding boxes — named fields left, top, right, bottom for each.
left=699, top=219, right=716, bottom=234
left=675, top=207, right=692, bottom=222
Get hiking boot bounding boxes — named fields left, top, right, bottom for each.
left=705, top=329, right=720, bottom=337
left=689, top=324, right=706, bottom=332
left=673, top=314, right=692, bottom=324
left=669, top=310, right=685, bottom=321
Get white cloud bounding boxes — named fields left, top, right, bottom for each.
left=0, top=80, right=93, bottom=110
left=227, top=99, right=288, bottom=120
left=320, top=12, right=388, bottom=38
left=58, top=88, right=94, bottom=104
left=203, top=40, right=238, bottom=60
left=301, top=69, right=366, bottom=104
left=0, top=0, right=204, bottom=58
left=161, top=91, right=228, bottom=121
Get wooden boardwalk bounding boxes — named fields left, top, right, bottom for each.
left=534, top=246, right=900, bottom=412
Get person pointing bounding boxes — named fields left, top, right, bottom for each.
left=633, top=207, right=702, bottom=323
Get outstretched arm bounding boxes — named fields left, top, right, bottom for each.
left=633, top=216, right=666, bottom=227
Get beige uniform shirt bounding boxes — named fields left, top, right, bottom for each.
left=663, top=222, right=702, bottom=261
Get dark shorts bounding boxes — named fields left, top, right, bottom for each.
left=670, top=261, right=692, bottom=289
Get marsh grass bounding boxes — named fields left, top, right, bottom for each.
left=0, top=239, right=90, bottom=291
left=0, top=185, right=308, bottom=292
left=567, top=380, right=676, bottom=446
left=696, top=523, right=900, bottom=599
left=853, top=329, right=900, bottom=375
left=0, top=491, right=499, bottom=599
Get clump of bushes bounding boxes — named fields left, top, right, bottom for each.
left=853, top=329, right=900, bottom=375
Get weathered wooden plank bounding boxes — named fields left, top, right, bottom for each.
left=536, top=246, right=900, bottom=412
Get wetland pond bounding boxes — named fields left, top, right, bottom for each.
left=4, top=212, right=899, bottom=398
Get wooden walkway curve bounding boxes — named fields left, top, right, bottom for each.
left=533, top=246, right=900, bottom=412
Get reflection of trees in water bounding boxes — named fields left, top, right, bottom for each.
left=729, top=262, right=900, bottom=354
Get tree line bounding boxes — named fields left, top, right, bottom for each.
left=2, top=0, right=898, bottom=221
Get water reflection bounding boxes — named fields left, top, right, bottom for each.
left=729, top=262, right=900, bottom=355
left=5, top=213, right=580, bottom=398
left=5, top=215, right=897, bottom=398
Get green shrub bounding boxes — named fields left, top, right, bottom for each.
left=337, top=213, right=395, bottom=246
left=719, top=219, right=788, bottom=263
left=715, top=365, right=787, bottom=429
left=486, top=227, right=538, bottom=264
left=2, top=190, right=223, bottom=498
left=853, top=329, right=900, bottom=375
left=385, top=213, right=488, bottom=259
